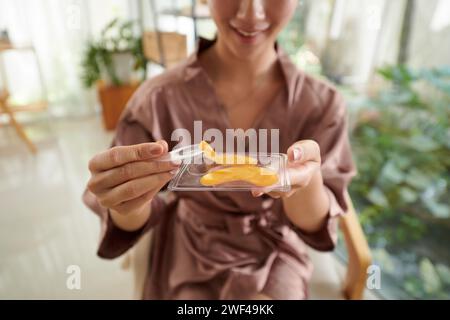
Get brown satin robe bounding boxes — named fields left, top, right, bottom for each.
left=83, top=38, right=356, bottom=300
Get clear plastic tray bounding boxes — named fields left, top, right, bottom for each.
left=167, top=152, right=291, bottom=192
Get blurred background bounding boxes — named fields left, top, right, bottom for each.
left=0, top=0, right=449, bottom=299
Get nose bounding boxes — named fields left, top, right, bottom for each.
left=236, top=0, right=266, bottom=22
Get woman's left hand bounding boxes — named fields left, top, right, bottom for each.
left=251, top=140, right=322, bottom=199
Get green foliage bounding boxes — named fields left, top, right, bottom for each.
left=80, top=18, right=146, bottom=87
left=404, top=258, right=450, bottom=299
left=349, top=64, right=450, bottom=298
left=277, top=4, right=304, bottom=56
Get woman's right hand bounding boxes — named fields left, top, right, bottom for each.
left=87, top=140, right=179, bottom=222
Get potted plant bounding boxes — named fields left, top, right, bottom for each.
left=81, top=18, right=146, bottom=130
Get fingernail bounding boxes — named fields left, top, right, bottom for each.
left=151, top=145, right=163, bottom=155
left=170, top=169, right=178, bottom=175
left=157, top=140, right=168, bottom=149
left=293, top=147, right=302, bottom=161
left=171, top=159, right=182, bottom=166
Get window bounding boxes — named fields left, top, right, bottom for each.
left=281, top=0, right=450, bottom=299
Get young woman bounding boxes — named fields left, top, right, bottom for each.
left=83, top=0, right=355, bottom=299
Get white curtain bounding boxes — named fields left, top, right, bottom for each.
left=0, top=0, right=137, bottom=117
left=2, top=0, right=448, bottom=108
left=303, top=0, right=450, bottom=86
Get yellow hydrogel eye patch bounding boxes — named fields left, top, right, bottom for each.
left=200, top=165, right=279, bottom=187
left=199, top=140, right=258, bottom=165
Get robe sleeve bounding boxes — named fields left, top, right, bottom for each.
left=82, top=83, right=175, bottom=259
left=290, top=88, right=356, bottom=251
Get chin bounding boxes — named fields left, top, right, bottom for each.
left=225, top=33, right=274, bottom=60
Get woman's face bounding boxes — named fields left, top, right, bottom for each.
left=209, top=0, right=298, bottom=59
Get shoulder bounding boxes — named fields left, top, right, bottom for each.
left=134, top=62, right=189, bottom=102
left=277, top=47, right=345, bottom=117
left=299, top=73, right=346, bottom=117
left=124, top=60, right=192, bottom=116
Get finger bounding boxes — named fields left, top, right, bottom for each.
left=158, top=140, right=169, bottom=153
left=89, top=142, right=165, bottom=172
left=252, top=184, right=281, bottom=198
left=88, top=160, right=179, bottom=193
left=251, top=190, right=264, bottom=197
left=287, top=140, right=321, bottom=164
left=271, top=189, right=297, bottom=198
left=264, top=191, right=281, bottom=199
left=98, top=171, right=174, bottom=208
left=287, top=161, right=319, bottom=188
left=111, top=187, right=159, bottom=214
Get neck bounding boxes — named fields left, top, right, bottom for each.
left=209, top=38, right=279, bottom=83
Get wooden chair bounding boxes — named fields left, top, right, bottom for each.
left=0, top=43, right=48, bottom=154
left=340, top=192, right=372, bottom=299
left=122, top=192, right=372, bottom=300
left=0, top=90, right=38, bottom=153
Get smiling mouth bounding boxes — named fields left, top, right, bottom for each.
left=236, top=29, right=260, bottom=37
left=232, top=26, right=267, bottom=38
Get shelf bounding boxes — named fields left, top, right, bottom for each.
left=147, top=0, right=208, bottom=68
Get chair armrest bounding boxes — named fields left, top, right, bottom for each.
left=339, top=192, right=372, bottom=300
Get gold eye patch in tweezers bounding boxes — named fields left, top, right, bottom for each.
left=199, top=140, right=258, bottom=165
left=198, top=141, right=279, bottom=187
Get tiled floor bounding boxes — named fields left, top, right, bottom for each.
left=0, top=115, right=133, bottom=299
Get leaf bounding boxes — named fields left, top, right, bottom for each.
left=423, top=199, right=450, bottom=218
left=432, top=65, right=450, bottom=77
left=367, top=187, right=389, bottom=207
left=378, top=65, right=421, bottom=90
left=407, top=134, right=441, bottom=152
left=405, top=169, right=432, bottom=190
left=419, top=258, right=442, bottom=294
left=436, top=264, right=450, bottom=286
left=404, top=277, right=424, bottom=298
left=421, top=67, right=450, bottom=96
left=371, top=248, right=396, bottom=273
left=399, top=187, right=418, bottom=203
left=378, top=66, right=395, bottom=80
left=392, top=155, right=412, bottom=170
left=101, top=18, right=118, bottom=37
left=380, top=161, right=405, bottom=184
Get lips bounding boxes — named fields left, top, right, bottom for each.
left=230, top=24, right=269, bottom=44
left=235, top=28, right=262, bottom=37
